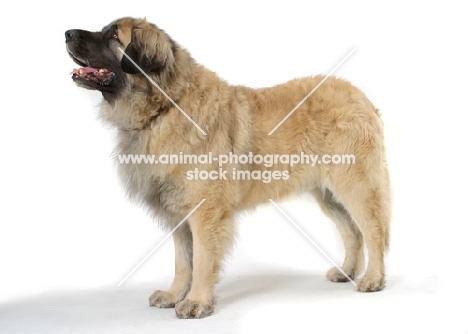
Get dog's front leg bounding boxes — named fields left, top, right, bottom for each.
left=175, top=209, right=235, bottom=319
left=149, top=224, right=192, bottom=308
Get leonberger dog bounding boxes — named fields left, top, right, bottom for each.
left=65, top=17, right=391, bottom=318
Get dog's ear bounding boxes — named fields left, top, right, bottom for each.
left=120, top=24, right=174, bottom=74
left=120, top=42, right=158, bottom=74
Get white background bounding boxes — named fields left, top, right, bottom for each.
left=0, top=1, right=467, bottom=333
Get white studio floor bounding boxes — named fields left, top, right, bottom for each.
left=1, top=273, right=444, bottom=334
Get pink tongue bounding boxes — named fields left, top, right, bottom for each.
left=70, top=67, right=99, bottom=75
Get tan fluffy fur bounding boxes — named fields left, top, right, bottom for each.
left=98, top=18, right=392, bottom=318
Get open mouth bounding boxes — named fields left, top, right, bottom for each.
left=70, top=67, right=116, bottom=86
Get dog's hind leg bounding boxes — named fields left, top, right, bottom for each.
left=329, top=166, right=391, bottom=292
left=312, top=188, right=365, bottom=282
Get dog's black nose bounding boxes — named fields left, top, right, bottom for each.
left=65, top=30, right=80, bottom=42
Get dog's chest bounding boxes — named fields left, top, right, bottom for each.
left=115, top=130, right=180, bottom=214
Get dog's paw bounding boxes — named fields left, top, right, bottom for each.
left=175, top=299, right=214, bottom=319
left=356, top=275, right=385, bottom=292
left=326, top=267, right=355, bottom=283
left=149, top=290, right=180, bottom=308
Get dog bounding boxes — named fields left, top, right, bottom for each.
left=65, top=17, right=391, bottom=318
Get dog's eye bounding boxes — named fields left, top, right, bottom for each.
left=112, top=32, right=118, bottom=39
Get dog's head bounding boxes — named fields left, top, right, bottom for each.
left=65, top=17, right=175, bottom=102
